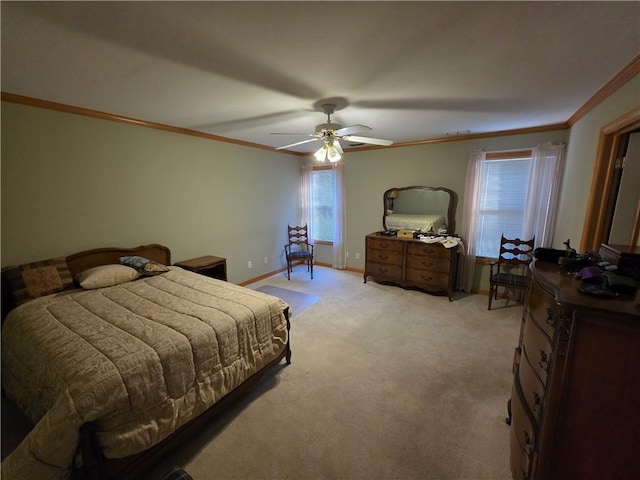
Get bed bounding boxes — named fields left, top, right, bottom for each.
left=0, top=244, right=291, bottom=480
left=384, top=213, right=447, bottom=233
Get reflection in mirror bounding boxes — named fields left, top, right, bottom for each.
left=383, top=186, right=457, bottom=234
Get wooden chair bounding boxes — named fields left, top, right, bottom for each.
left=284, top=224, right=314, bottom=280
left=488, top=234, right=535, bottom=310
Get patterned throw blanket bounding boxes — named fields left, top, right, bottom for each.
left=1, top=267, right=289, bottom=480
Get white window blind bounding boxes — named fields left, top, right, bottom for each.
left=475, top=156, right=532, bottom=258
left=311, top=169, right=335, bottom=243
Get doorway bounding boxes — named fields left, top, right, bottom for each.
left=609, top=130, right=640, bottom=245
left=581, top=107, right=640, bottom=252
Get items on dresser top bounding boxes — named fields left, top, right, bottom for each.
left=532, top=241, right=639, bottom=299
left=364, top=232, right=459, bottom=301
left=507, top=260, right=640, bottom=480
left=417, top=234, right=464, bottom=251
left=533, top=247, right=566, bottom=263
left=598, top=242, right=640, bottom=270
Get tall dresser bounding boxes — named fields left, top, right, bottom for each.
left=364, top=232, right=459, bottom=301
left=508, top=260, right=640, bottom=480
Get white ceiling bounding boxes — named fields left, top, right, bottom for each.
left=2, top=1, right=639, bottom=153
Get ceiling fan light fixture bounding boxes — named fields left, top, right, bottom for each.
left=314, top=145, right=328, bottom=162
left=274, top=101, right=393, bottom=154
left=327, top=144, right=342, bottom=162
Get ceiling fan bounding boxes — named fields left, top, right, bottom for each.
left=272, top=103, right=393, bottom=162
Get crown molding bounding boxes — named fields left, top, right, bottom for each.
left=567, top=53, right=640, bottom=127
left=0, top=92, right=306, bottom=155
left=5, top=53, right=638, bottom=158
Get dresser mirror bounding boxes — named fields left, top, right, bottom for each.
left=383, top=186, right=457, bottom=234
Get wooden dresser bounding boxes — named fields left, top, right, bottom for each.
left=508, top=260, right=640, bottom=480
left=364, top=232, right=459, bottom=301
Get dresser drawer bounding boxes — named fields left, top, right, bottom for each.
left=405, top=269, right=449, bottom=288
left=510, top=419, right=531, bottom=480
left=406, top=255, right=451, bottom=273
left=366, top=262, right=403, bottom=281
left=510, top=377, right=536, bottom=479
left=518, top=353, right=546, bottom=424
left=407, top=243, right=452, bottom=258
left=366, top=249, right=403, bottom=265
left=522, top=317, right=553, bottom=385
left=528, top=279, right=560, bottom=339
left=367, top=237, right=403, bottom=253
left=364, top=233, right=457, bottom=301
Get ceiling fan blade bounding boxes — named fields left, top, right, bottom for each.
left=333, top=139, right=344, bottom=154
left=270, top=132, right=314, bottom=136
left=341, top=135, right=394, bottom=147
left=275, top=138, right=321, bottom=150
left=333, top=124, right=371, bottom=136
left=195, top=110, right=308, bottom=132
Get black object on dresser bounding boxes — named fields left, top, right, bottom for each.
left=174, top=255, right=228, bottom=281
left=507, top=259, right=640, bottom=480
left=364, top=232, right=459, bottom=301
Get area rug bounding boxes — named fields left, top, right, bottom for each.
left=254, top=285, right=320, bottom=316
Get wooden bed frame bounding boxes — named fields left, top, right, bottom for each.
left=1, top=244, right=291, bottom=480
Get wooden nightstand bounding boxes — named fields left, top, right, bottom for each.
left=174, top=255, right=227, bottom=281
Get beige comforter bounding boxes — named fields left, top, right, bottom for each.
left=1, top=267, right=289, bottom=480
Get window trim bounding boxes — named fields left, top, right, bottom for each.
left=485, top=149, right=532, bottom=160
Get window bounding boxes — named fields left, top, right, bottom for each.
left=475, top=152, right=532, bottom=258
left=460, top=143, right=565, bottom=293
left=311, top=166, right=335, bottom=243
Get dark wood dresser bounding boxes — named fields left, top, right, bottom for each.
left=508, top=260, right=640, bottom=480
left=364, top=232, right=459, bottom=301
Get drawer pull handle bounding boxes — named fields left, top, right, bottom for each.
left=379, top=255, right=389, bottom=260
left=380, top=268, right=388, bottom=273
left=420, top=275, right=433, bottom=281
left=539, top=350, right=550, bottom=372
left=545, top=308, right=557, bottom=328
left=523, top=431, right=534, bottom=456
left=533, top=392, right=543, bottom=419
left=421, top=261, right=435, bottom=267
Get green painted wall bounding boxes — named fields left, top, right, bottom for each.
left=3, top=72, right=638, bottom=290
left=1, top=102, right=300, bottom=283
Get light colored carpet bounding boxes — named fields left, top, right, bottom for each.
left=147, top=266, right=522, bottom=480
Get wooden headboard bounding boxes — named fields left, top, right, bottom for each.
left=1, top=244, right=172, bottom=322
left=65, top=244, right=171, bottom=277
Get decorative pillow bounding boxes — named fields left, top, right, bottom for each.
left=4, top=257, right=74, bottom=306
left=76, top=264, right=140, bottom=289
left=118, top=255, right=170, bottom=276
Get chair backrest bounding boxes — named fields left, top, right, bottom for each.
left=288, top=225, right=310, bottom=252
left=497, top=235, right=535, bottom=270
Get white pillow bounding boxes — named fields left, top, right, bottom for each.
left=76, top=264, right=140, bottom=289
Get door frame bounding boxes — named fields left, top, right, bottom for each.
left=580, top=107, right=640, bottom=251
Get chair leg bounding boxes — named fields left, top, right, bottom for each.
left=488, top=285, right=493, bottom=310
left=310, top=259, right=314, bottom=279
left=286, top=261, right=291, bottom=280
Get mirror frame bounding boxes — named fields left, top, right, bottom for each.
left=383, top=186, right=458, bottom=234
